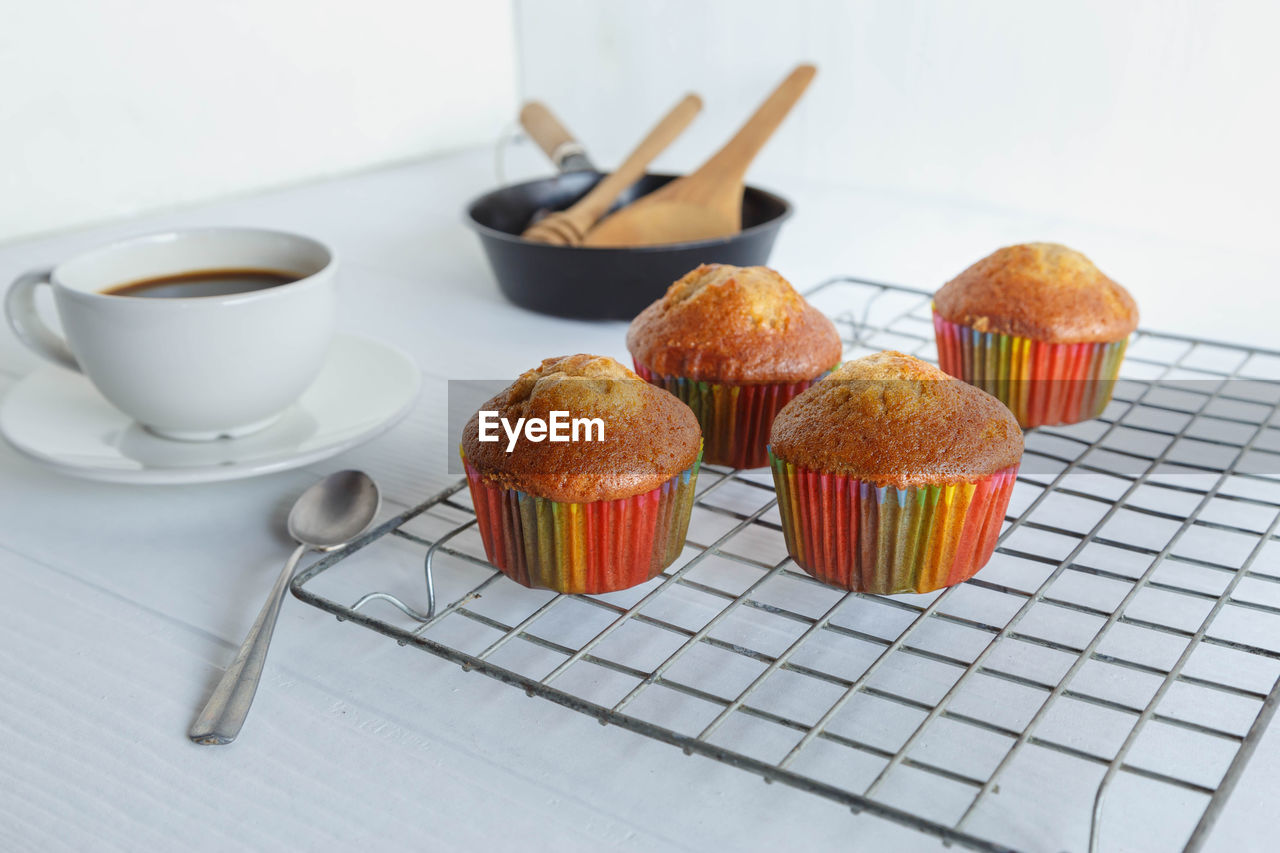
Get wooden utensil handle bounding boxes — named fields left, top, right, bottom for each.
left=697, top=64, right=816, bottom=183
left=519, top=101, right=589, bottom=171
left=572, top=93, right=703, bottom=223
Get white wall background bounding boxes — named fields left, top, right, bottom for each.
left=513, top=0, right=1280, bottom=256
left=1, top=0, right=517, bottom=242
left=5, top=0, right=1278, bottom=268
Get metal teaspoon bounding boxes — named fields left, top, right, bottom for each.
left=189, top=469, right=381, bottom=745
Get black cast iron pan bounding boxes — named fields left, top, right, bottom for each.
left=466, top=171, right=791, bottom=320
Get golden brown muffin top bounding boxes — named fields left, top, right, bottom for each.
left=461, top=354, right=702, bottom=503
left=770, top=351, right=1023, bottom=488
left=627, top=264, right=843, bottom=383
left=934, top=243, right=1139, bottom=344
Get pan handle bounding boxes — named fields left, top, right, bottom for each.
left=519, top=101, right=595, bottom=173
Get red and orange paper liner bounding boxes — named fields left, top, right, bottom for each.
left=770, top=450, right=1017, bottom=594
left=462, top=446, right=701, bottom=594
left=933, top=311, right=1127, bottom=428
left=634, top=362, right=831, bottom=469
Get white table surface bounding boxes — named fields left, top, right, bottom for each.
left=1, top=144, right=1276, bottom=852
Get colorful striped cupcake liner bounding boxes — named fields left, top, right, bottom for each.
left=634, top=362, right=832, bottom=469
left=770, top=450, right=1017, bottom=594
left=933, top=311, right=1128, bottom=428
left=462, top=446, right=702, bottom=594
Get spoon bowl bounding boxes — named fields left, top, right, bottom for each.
left=288, top=469, right=380, bottom=550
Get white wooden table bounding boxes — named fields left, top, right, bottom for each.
left=1, top=144, right=1275, bottom=851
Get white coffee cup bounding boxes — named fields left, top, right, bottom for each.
left=4, top=228, right=337, bottom=441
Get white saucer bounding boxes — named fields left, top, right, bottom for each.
left=0, top=334, right=420, bottom=484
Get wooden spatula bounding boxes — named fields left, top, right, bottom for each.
left=583, top=64, right=816, bottom=248
left=522, top=93, right=703, bottom=246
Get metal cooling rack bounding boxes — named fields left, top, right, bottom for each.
left=291, top=278, right=1280, bottom=852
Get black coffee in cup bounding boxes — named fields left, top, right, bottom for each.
left=102, top=268, right=299, bottom=299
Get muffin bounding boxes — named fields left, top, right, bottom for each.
left=461, top=354, right=702, bottom=594
left=933, top=243, right=1138, bottom=428
left=627, top=264, right=842, bottom=469
left=769, top=352, right=1023, bottom=594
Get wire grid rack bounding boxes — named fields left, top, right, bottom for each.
left=291, top=278, right=1280, bottom=852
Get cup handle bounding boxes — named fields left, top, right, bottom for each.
left=5, top=268, right=80, bottom=372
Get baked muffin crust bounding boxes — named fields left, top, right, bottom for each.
left=627, top=264, right=843, bottom=382
left=934, top=243, right=1138, bottom=343
left=769, top=351, right=1023, bottom=488
left=461, top=354, right=701, bottom=503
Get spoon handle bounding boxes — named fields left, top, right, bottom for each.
left=189, top=543, right=308, bottom=745
left=693, top=64, right=816, bottom=186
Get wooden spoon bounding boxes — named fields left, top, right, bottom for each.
left=522, top=94, right=703, bottom=246
left=583, top=64, right=816, bottom=248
